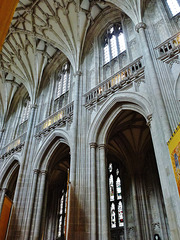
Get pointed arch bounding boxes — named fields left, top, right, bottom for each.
left=33, top=129, right=70, bottom=171
left=88, top=92, right=152, bottom=144
left=0, top=156, right=20, bottom=189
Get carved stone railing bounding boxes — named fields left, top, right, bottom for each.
left=0, top=132, right=27, bottom=159
left=84, top=57, right=144, bottom=108
left=155, top=32, right=180, bottom=63
left=35, top=101, right=74, bottom=138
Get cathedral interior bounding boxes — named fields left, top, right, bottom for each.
left=0, top=0, right=180, bottom=239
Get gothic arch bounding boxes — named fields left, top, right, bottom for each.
left=88, top=92, right=152, bottom=144
left=0, top=156, right=20, bottom=188
left=33, top=129, right=70, bottom=171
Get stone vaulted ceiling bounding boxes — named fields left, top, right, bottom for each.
left=0, top=0, right=148, bottom=127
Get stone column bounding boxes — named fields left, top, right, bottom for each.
left=135, top=22, right=171, bottom=140
left=13, top=104, right=37, bottom=205
left=0, top=188, right=7, bottom=215
left=131, top=176, right=141, bottom=239
left=135, top=22, right=180, bottom=239
left=90, top=142, right=97, bottom=240
left=67, top=71, right=81, bottom=239
left=98, top=144, right=110, bottom=240
left=24, top=169, right=40, bottom=240
left=33, top=170, right=47, bottom=240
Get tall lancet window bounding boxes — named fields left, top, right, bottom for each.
left=57, top=169, right=69, bottom=240
left=108, top=162, right=124, bottom=239
left=103, top=23, right=126, bottom=64
left=57, top=189, right=67, bottom=239
left=167, top=0, right=180, bottom=16
left=57, top=62, right=70, bottom=98
left=21, top=98, right=31, bottom=123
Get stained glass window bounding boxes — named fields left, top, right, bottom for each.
left=111, top=203, right=116, bottom=228
left=57, top=62, right=70, bottom=98
left=108, top=162, right=124, bottom=238
left=103, top=23, right=126, bottom=64
left=109, top=174, right=115, bottom=201
left=167, top=0, right=180, bottom=16
left=57, top=189, right=67, bottom=238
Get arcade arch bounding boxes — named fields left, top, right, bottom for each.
left=88, top=97, right=170, bottom=240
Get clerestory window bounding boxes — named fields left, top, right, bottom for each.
left=103, top=23, right=126, bottom=64
left=56, top=62, right=70, bottom=98
left=166, top=0, right=180, bottom=16
left=21, top=98, right=31, bottom=123
left=108, top=162, right=124, bottom=239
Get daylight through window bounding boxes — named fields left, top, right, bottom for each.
left=103, top=23, right=126, bottom=64
left=57, top=62, right=70, bottom=98
left=108, top=162, right=124, bottom=238
left=167, top=0, right=180, bottom=16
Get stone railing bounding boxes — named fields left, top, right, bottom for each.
left=155, top=32, right=180, bottom=63
left=84, top=57, right=144, bottom=108
left=35, top=101, right=74, bottom=138
left=0, top=132, right=27, bottom=158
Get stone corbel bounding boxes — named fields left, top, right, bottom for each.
left=135, top=22, right=147, bottom=33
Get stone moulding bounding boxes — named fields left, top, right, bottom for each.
left=35, top=101, right=74, bottom=139
left=155, top=32, right=180, bottom=63
left=84, top=57, right=145, bottom=109
left=0, top=133, right=26, bottom=159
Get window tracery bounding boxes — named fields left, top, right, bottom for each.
left=56, top=62, right=70, bottom=98
left=108, top=162, right=124, bottom=238
left=21, top=98, right=31, bottom=123
left=57, top=189, right=67, bottom=239
left=103, top=23, right=126, bottom=64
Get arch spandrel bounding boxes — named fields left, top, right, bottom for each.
left=88, top=92, right=152, bottom=144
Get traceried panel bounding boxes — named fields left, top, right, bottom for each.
left=56, top=62, right=70, bottom=98
left=103, top=23, right=126, bottom=64
left=57, top=189, right=67, bottom=239
left=108, top=162, right=124, bottom=239
left=21, top=98, right=31, bottom=123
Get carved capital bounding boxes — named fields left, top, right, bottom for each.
left=41, top=170, right=48, bottom=176
left=2, top=188, right=7, bottom=193
left=90, top=142, right=97, bottom=148
left=135, top=22, right=146, bottom=33
left=98, top=144, right=107, bottom=150
left=31, top=104, right=38, bottom=109
left=0, top=128, right=5, bottom=133
left=33, top=169, right=40, bottom=175
left=74, top=71, right=82, bottom=77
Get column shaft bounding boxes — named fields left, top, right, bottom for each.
left=33, top=171, right=47, bottom=240
left=24, top=169, right=39, bottom=240
left=99, top=145, right=109, bottom=240
left=90, top=143, right=97, bottom=240
left=0, top=188, right=7, bottom=215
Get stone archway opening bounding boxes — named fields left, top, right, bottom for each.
left=42, top=142, right=70, bottom=240
left=106, top=110, right=169, bottom=240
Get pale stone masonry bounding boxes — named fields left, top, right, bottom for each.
left=0, top=0, right=180, bottom=239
